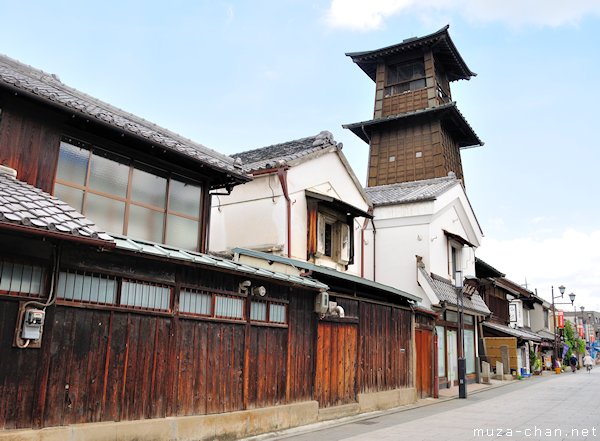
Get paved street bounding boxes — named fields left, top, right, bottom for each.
left=253, top=368, right=600, bottom=441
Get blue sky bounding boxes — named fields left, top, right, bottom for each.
left=1, top=0, right=599, bottom=310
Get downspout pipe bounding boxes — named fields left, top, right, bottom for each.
left=276, top=168, right=292, bottom=258
left=372, top=217, right=377, bottom=282
left=360, top=207, right=374, bottom=278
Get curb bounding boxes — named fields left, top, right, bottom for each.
left=240, top=375, right=554, bottom=441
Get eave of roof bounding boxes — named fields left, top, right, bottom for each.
left=0, top=169, right=114, bottom=247
left=111, top=236, right=328, bottom=291
left=345, top=25, right=475, bottom=83
left=233, top=248, right=421, bottom=303
left=305, top=190, right=372, bottom=219
left=365, top=175, right=460, bottom=206
left=343, top=102, right=482, bottom=148
left=444, top=230, right=476, bottom=248
left=0, top=54, right=250, bottom=185
left=483, top=321, right=542, bottom=342
left=495, top=277, right=534, bottom=298
left=475, top=257, right=506, bottom=278
left=419, top=268, right=490, bottom=316
left=232, top=131, right=337, bottom=173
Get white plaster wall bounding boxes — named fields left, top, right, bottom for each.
left=210, top=174, right=287, bottom=253
left=530, top=303, right=548, bottom=332
left=363, top=183, right=482, bottom=308
left=210, top=151, right=369, bottom=277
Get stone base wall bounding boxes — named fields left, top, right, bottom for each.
left=358, top=387, right=417, bottom=413
left=0, top=388, right=418, bottom=441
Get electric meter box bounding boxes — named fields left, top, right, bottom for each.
left=21, top=308, right=45, bottom=340
left=314, top=292, right=329, bottom=314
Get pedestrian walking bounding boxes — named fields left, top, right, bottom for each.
left=583, top=353, right=594, bottom=373
left=570, top=354, right=578, bottom=373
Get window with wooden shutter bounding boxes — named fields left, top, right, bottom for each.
left=340, top=223, right=350, bottom=264
left=316, top=213, right=326, bottom=256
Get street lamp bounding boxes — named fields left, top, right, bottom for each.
left=454, top=270, right=466, bottom=399
left=580, top=306, right=586, bottom=341
left=551, top=285, right=567, bottom=363
left=567, top=292, right=576, bottom=328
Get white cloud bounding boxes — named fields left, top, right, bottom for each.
left=477, top=229, right=600, bottom=311
left=226, top=5, right=235, bottom=24
left=325, top=0, right=600, bottom=30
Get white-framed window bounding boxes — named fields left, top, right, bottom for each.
left=448, top=240, right=463, bottom=282
left=316, top=212, right=350, bottom=264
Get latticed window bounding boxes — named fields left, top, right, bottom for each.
left=179, top=288, right=245, bottom=320
left=54, top=138, right=203, bottom=251
left=384, top=59, right=426, bottom=97
left=56, top=269, right=172, bottom=312
left=250, top=299, right=287, bottom=324
left=0, top=260, right=45, bottom=297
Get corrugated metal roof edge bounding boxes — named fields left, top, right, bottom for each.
left=233, top=248, right=421, bottom=303
left=109, top=235, right=328, bottom=291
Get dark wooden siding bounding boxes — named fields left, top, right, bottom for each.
left=367, top=121, right=444, bottom=187
left=0, top=98, right=62, bottom=192
left=286, top=293, right=315, bottom=402
left=0, top=238, right=415, bottom=430
left=373, top=50, right=436, bottom=119
left=358, top=303, right=412, bottom=393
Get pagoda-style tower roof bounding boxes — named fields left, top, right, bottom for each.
left=343, top=101, right=482, bottom=148
left=346, top=25, right=476, bottom=83
left=344, top=26, right=482, bottom=187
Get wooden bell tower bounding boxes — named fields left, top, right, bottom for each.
left=343, top=25, right=483, bottom=187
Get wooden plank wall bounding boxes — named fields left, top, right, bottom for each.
left=0, top=251, right=414, bottom=429
left=415, top=328, right=433, bottom=398
left=314, top=322, right=357, bottom=408
left=358, top=302, right=412, bottom=393
left=367, top=121, right=442, bottom=187
left=0, top=97, right=61, bottom=193
left=286, top=293, right=316, bottom=402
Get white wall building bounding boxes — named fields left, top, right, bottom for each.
left=363, top=174, right=490, bottom=387
left=210, top=131, right=372, bottom=276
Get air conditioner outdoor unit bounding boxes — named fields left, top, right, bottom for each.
left=314, top=292, right=329, bottom=314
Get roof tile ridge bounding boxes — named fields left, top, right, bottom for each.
left=0, top=54, right=238, bottom=168
left=0, top=53, right=64, bottom=84
left=233, top=134, right=320, bottom=158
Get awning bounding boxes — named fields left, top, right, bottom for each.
left=305, top=190, right=372, bottom=219
left=483, top=321, right=542, bottom=342
left=418, top=267, right=490, bottom=316
left=444, top=230, right=476, bottom=248
left=111, top=235, right=328, bottom=291
left=234, top=247, right=420, bottom=303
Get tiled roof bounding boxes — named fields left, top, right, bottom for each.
left=234, top=247, right=421, bottom=303
left=365, top=175, right=460, bottom=206
left=419, top=268, right=490, bottom=316
left=0, top=54, right=249, bottom=183
left=112, top=236, right=328, bottom=291
left=0, top=167, right=113, bottom=243
left=483, top=321, right=542, bottom=342
left=475, top=257, right=506, bottom=278
left=346, top=25, right=475, bottom=82
left=536, top=329, right=556, bottom=341
left=232, top=131, right=339, bottom=173
left=343, top=102, right=483, bottom=147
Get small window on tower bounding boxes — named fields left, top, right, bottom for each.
left=384, top=59, right=426, bottom=97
